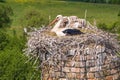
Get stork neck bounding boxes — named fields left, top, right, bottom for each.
left=51, top=19, right=62, bottom=32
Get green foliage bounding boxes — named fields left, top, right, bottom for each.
left=98, top=23, right=108, bottom=30
left=0, top=3, right=42, bottom=79
left=0, top=49, right=40, bottom=80
left=20, top=7, right=48, bottom=28
left=98, top=22, right=120, bottom=34
left=0, top=0, right=6, bottom=2
left=110, top=22, right=120, bottom=33
left=0, top=3, right=13, bottom=28
left=97, top=21, right=120, bottom=40
left=118, top=10, right=120, bottom=16
left=0, top=30, right=9, bottom=50
left=63, top=0, right=120, bottom=4
left=0, top=31, right=41, bottom=80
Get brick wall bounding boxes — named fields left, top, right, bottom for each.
left=25, top=27, right=120, bottom=80
left=41, top=51, right=120, bottom=80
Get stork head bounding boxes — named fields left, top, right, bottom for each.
left=48, top=15, right=63, bottom=27
left=56, top=15, right=63, bottom=20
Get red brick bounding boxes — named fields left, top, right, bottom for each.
left=80, top=68, right=85, bottom=73
left=75, top=55, right=86, bottom=61
left=113, top=73, right=119, bottom=80
left=48, top=77, right=52, bottom=80
left=65, top=61, right=75, bottom=67
left=71, top=67, right=80, bottom=72
left=76, top=73, right=81, bottom=79
left=87, top=73, right=95, bottom=79
left=111, top=69, right=117, bottom=74
left=81, top=74, right=85, bottom=78
left=106, top=76, right=113, bottom=80
left=74, top=62, right=80, bottom=67
left=90, top=67, right=97, bottom=72
left=88, top=79, right=96, bottom=80
left=66, top=73, right=76, bottom=78
left=63, top=67, right=70, bottom=72
left=59, top=78, right=67, bottom=80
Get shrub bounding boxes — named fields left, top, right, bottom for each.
left=98, top=23, right=108, bottom=31
left=0, top=32, right=41, bottom=80
left=118, top=10, right=120, bottom=16
left=0, top=31, right=9, bottom=50
left=0, top=49, right=41, bottom=80
left=20, top=7, right=48, bottom=28
left=0, top=0, right=6, bottom=2
left=110, top=22, right=120, bottom=33
left=0, top=3, right=13, bottom=28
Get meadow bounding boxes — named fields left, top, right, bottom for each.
left=9, top=1, right=120, bottom=26
left=5, top=1, right=119, bottom=36
left=0, top=0, right=120, bottom=80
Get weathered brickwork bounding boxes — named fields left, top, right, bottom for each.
left=42, top=51, right=120, bottom=80
left=25, top=26, right=120, bottom=80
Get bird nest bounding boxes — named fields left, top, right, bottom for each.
left=24, top=26, right=120, bottom=80
left=25, top=26, right=120, bottom=57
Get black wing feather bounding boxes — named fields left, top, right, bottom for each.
left=62, top=29, right=83, bottom=35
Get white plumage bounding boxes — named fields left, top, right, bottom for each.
left=48, top=15, right=83, bottom=36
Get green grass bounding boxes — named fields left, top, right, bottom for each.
left=3, top=1, right=119, bottom=37
left=7, top=1, right=119, bottom=26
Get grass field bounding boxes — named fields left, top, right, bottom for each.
left=8, top=1, right=120, bottom=24
left=4, top=0, right=120, bottom=36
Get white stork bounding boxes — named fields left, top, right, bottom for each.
left=66, top=16, right=86, bottom=29
left=48, top=15, right=83, bottom=36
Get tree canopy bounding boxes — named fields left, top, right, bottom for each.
left=63, top=0, right=120, bottom=4
left=0, top=3, right=13, bottom=28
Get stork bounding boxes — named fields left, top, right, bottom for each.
left=67, top=16, right=86, bottom=29
left=48, top=15, right=83, bottom=36
left=77, top=18, right=87, bottom=27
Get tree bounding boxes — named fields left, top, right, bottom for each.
left=0, top=0, right=6, bottom=2
left=0, top=3, right=13, bottom=28
left=63, top=0, right=120, bottom=4
left=0, top=30, right=41, bottom=80
left=0, top=31, right=9, bottom=50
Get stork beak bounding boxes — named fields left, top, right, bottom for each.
left=48, top=18, right=58, bottom=27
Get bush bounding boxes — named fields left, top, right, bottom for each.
left=0, top=49, right=41, bottom=80
left=110, top=22, right=120, bottom=33
left=0, top=33, right=41, bottom=80
left=20, top=7, right=48, bottom=28
left=98, top=23, right=108, bottom=31
left=118, top=10, right=120, bottom=16
left=0, top=3, right=13, bottom=28
left=0, top=31, right=9, bottom=50
left=0, top=0, right=6, bottom=2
